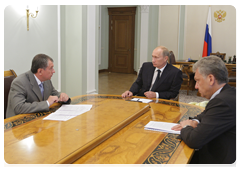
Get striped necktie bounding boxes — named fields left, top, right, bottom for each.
left=39, top=83, right=44, bottom=100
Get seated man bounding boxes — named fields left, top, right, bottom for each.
left=172, top=56, right=236, bottom=164
left=6, top=54, right=71, bottom=118
left=122, top=46, right=183, bottom=99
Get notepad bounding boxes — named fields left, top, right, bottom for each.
left=144, top=121, right=180, bottom=134
left=131, top=98, right=152, bottom=103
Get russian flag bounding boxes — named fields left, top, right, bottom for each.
left=202, top=7, right=212, bottom=57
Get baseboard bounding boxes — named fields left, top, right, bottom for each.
left=99, top=69, right=137, bottom=75
left=99, top=69, right=109, bottom=73
left=86, top=89, right=97, bottom=94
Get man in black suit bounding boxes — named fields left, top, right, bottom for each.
left=172, top=56, right=236, bottom=164
left=121, top=46, right=183, bottom=99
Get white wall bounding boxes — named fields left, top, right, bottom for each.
left=158, top=5, right=236, bottom=61
left=184, top=5, right=236, bottom=60
left=211, top=5, right=236, bottom=59
left=158, top=5, right=179, bottom=58
left=4, top=5, right=99, bottom=98
left=4, top=5, right=60, bottom=90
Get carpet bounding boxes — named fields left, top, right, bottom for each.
left=179, top=90, right=208, bottom=104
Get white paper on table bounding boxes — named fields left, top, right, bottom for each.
left=140, top=99, right=153, bottom=103
left=54, top=105, right=93, bottom=116
left=43, top=104, right=93, bottom=121
left=130, top=98, right=152, bottom=103
left=131, top=98, right=139, bottom=102
left=43, top=114, right=75, bottom=121
left=144, top=121, right=180, bottom=134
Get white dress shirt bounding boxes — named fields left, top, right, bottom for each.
left=210, top=87, right=223, bottom=100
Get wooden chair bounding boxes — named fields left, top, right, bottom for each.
left=168, top=50, right=195, bottom=95
left=225, top=64, right=236, bottom=87
left=172, top=64, right=183, bottom=70
left=181, top=65, right=195, bottom=95
left=168, top=51, right=176, bottom=64
left=4, top=69, right=17, bottom=119
left=210, top=52, right=226, bottom=61
left=171, top=64, right=183, bottom=101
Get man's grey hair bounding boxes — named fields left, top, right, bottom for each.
left=192, top=55, right=228, bottom=84
left=31, top=54, right=53, bottom=74
left=155, top=46, right=169, bottom=57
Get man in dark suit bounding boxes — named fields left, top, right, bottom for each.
left=6, top=54, right=71, bottom=118
left=172, top=56, right=236, bottom=164
left=122, top=46, right=182, bottom=99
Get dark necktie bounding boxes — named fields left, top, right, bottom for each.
left=152, top=70, right=161, bottom=91
left=39, top=83, right=44, bottom=100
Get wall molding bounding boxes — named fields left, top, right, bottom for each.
left=139, top=5, right=150, bottom=68
left=87, top=5, right=97, bottom=94
left=57, top=5, right=61, bottom=92
left=140, top=5, right=150, bottom=13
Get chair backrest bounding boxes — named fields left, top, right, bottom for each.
left=168, top=51, right=176, bottom=64
left=4, top=69, right=17, bottom=119
left=172, top=64, right=183, bottom=70
left=171, top=64, right=182, bottom=102
left=210, top=52, right=226, bottom=60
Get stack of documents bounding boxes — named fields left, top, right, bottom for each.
left=131, top=98, right=152, bottom=103
left=43, top=104, right=93, bottom=121
left=144, top=121, right=180, bottom=134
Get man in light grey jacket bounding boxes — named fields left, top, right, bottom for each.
left=6, top=54, right=71, bottom=118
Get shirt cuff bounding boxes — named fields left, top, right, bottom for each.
left=192, top=119, right=200, bottom=124
left=155, top=92, right=159, bottom=99
left=46, top=100, right=50, bottom=107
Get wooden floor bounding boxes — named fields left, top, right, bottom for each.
left=98, top=72, right=137, bottom=95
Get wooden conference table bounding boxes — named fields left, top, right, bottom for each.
left=4, top=94, right=204, bottom=164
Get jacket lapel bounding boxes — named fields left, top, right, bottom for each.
left=158, top=63, right=170, bottom=84
left=148, top=64, right=156, bottom=86
left=27, top=71, right=43, bottom=101
left=43, top=82, right=49, bottom=100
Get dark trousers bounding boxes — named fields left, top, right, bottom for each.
left=190, top=151, right=199, bottom=164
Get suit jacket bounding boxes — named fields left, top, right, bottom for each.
left=129, top=62, right=183, bottom=99
left=6, top=70, right=61, bottom=118
left=180, top=84, right=236, bottom=164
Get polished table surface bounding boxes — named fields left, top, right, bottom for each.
left=4, top=94, right=204, bottom=164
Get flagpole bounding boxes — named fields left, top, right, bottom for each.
left=202, top=6, right=212, bottom=57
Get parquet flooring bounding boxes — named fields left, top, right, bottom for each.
left=98, top=72, right=137, bottom=95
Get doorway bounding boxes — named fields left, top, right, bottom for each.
left=108, top=7, right=136, bottom=74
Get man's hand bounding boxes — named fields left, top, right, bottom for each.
left=59, top=93, right=69, bottom=102
left=172, top=119, right=199, bottom=131
left=122, top=90, right=133, bottom=98
left=47, top=96, right=59, bottom=106
left=171, top=124, right=183, bottom=131
left=180, top=119, right=199, bottom=129
left=144, top=91, right=156, bottom=98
